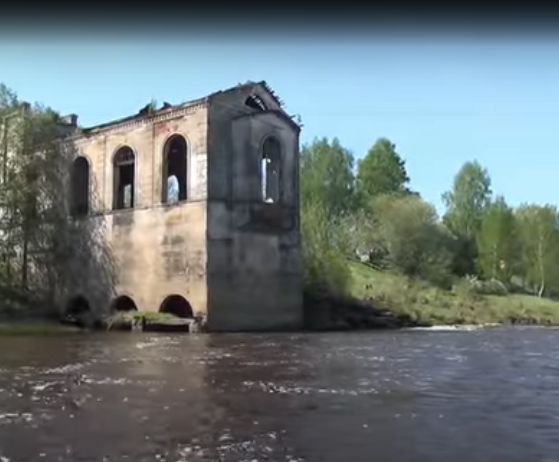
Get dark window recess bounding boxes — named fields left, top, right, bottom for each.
left=70, top=156, right=89, bottom=216
left=245, top=94, right=267, bottom=111
left=113, top=147, right=135, bottom=210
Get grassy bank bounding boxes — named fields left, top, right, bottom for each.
left=105, top=310, right=178, bottom=325
left=349, top=261, right=559, bottom=325
left=0, top=311, right=188, bottom=336
left=0, top=321, right=82, bottom=336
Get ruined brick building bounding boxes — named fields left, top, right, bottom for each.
left=62, top=81, right=303, bottom=332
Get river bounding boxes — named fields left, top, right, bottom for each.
left=0, top=327, right=558, bottom=461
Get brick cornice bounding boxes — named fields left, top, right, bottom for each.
left=70, top=100, right=207, bottom=144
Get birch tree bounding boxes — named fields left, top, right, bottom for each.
left=515, top=204, right=559, bottom=297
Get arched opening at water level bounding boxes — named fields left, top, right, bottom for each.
left=159, top=295, right=194, bottom=319
left=65, top=295, right=91, bottom=317
left=111, top=295, right=138, bottom=312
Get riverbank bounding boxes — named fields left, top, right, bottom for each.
left=0, top=310, right=195, bottom=336
left=2, top=260, right=559, bottom=335
left=344, top=261, right=559, bottom=327
left=0, top=320, right=82, bottom=335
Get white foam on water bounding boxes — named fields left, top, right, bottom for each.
left=242, top=380, right=379, bottom=396
left=43, top=363, right=86, bottom=374
left=405, top=325, right=482, bottom=332
left=31, top=381, right=58, bottom=392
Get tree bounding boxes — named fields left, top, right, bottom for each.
left=0, top=95, right=74, bottom=305
left=476, top=196, right=517, bottom=282
left=300, top=137, right=355, bottom=218
left=355, top=138, right=411, bottom=205
left=515, top=204, right=559, bottom=297
left=0, top=83, right=116, bottom=318
left=442, top=160, right=492, bottom=239
left=299, top=137, right=355, bottom=295
left=301, top=201, right=351, bottom=295
left=369, top=194, right=454, bottom=287
left=442, top=161, right=492, bottom=276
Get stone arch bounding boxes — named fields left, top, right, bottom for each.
left=111, top=295, right=138, bottom=312
left=260, top=135, right=282, bottom=203
left=159, top=295, right=193, bottom=319
left=161, top=134, right=188, bottom=204
left=70, top=156, right=90, bottom=217
left=65, top=295, right=91, bottom=317
left=112, top=145, right=136, bottom=210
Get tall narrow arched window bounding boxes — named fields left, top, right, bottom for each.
left=113, top=146, right=135, bottom=210
left=261, top=136, right=282, bottom=203
left=70, top=156, right=89, bottom=217
left=162, top=135, right=187, bottom=203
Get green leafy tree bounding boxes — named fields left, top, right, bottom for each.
left=443, top=160, right=492, bottom=238
left=355, top=138, right=411, bottom=205
left=0, top=83, right=115, bottom=317
left=476, top=196, right=517, bottom=282
left=300, top=137, right=355, bottom=218
left=369, top=194, right=454, bottom=287
left=301, top=202, right=351, bottom=295
left=442, top=160, right=492, bottom=276
left=300, top=137, right=355, bottom=295
left=515, top=204, right=559, bottom=297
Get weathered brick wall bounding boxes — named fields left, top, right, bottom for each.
left=64, top=103, right=208, bottom=316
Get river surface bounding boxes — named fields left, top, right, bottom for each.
left=0, top=327, right=558, bottom=461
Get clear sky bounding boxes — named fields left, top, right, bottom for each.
left=1, top=34, right=558, bottom=214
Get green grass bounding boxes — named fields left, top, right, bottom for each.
left=114, top=310, right=178, bottom=322
left=349, top=260, right=559, bottom=325
left=103, top=310, right=180, bottom=328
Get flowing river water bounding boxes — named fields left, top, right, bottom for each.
left=0, top=327, right=558, bottom=461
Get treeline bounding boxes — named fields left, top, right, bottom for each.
left=0, top=83, right=111, bottom=316
left=301, top=137, right=559, bottom=299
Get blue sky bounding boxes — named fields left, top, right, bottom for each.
left=1, top=35, right=558, bottom=214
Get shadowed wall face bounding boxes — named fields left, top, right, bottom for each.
left=206, top=87, right=303, bottom=332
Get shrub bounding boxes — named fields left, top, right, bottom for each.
left=301, top=203, right=351, bottom=295
left=369, top=194, right=455, bottom=287
left=456, top=274, right=509, bottom=297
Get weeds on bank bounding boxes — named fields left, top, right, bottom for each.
left=349, top=260, right=559, bottom=325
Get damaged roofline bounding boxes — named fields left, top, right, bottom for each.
left=78, top=96, right=209, bottom=136
left=70, top=80, right=293, bottom=139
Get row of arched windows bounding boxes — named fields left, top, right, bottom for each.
left=70, top=134, right=189, bottom=216
left=69, top=133, right=283, bottom=217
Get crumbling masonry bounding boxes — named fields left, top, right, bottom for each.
left=63, top=81, right=303, bottom=332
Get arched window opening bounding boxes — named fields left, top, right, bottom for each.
left=261, top=136, right=281, bottom=203
left=245, top=94, right=267, bottom=111
left=66, top=295, right=91, bottom=317
left=113, top=146, right=135, bottom=210
left=70, top=156, right=89, bottom=216
left=162, top=135, right=187, bottom=203
left=111, top=295, right=137, bottom=312
left=159, top=295, right=193, bottom=319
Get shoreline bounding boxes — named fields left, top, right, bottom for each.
left=0, top=317, right=556, bottom=336
left=0, top=292, right=558, bottom=336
